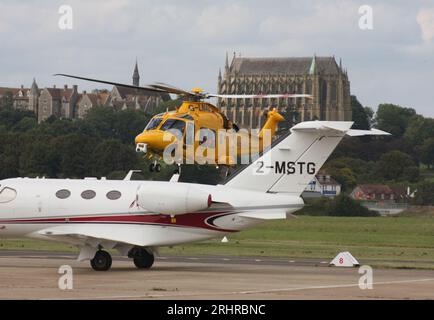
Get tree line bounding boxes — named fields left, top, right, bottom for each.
left=0, top=95, right=433, bottom=204
left=324, top=96, right=434, bottom=205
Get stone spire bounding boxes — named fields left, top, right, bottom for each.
left=225, top=52, right=229, bottom=72
left=31, top=78, right=39, bottom=93
left=309, top=55, right=317, bottom=75
left=132, top=60, right=140, bottom=87
left=218, top=68, right=222, bottom=81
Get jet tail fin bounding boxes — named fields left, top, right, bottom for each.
left=225, top=121, right=390, bottom=195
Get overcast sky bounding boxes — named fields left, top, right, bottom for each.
left=0, top=0, right=433, bottom=117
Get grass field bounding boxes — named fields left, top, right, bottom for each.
left=1, top=216, right=434, bottom=269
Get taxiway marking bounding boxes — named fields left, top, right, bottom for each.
left=56, top=278, right=434, bottom=300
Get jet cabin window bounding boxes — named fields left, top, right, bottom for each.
left=0, top=187, right=17, bottom=203
left=56, top=189, right=71, bottom=199
left=145, top=117, right=163, bottom=131
left=81, top=190, right=96, bottom=200
left=106, top=190, right=121, bottom=200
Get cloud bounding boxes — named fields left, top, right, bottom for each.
left=0, top=0, right=433, bottom=117
left=417, top=8, right=434, bottom=42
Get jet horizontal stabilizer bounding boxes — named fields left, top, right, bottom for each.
left=290, top=121, right=391, bottom=136
left=346, top=128, right=391, bottom=136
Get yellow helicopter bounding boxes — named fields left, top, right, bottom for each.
left=56, top=74, right=312, bottom=172
left=134, top=89, right=288, bottom=172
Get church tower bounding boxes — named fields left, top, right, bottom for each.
left=28, top=78, right=39, bottom=114
left=132, top=60, right=140, bottom=87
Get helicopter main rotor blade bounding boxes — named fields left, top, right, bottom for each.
left=54, top=74, right=168, bottom=95
left=150, top=82, right=196, bottom=97
left=207, top=93, right=313, bottom=99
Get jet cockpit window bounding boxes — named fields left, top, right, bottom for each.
left=145, top=117, right=163, bottom=131
left=160, top=119, right=186, bottom=134
left=0, top=187, right=17, bottom=203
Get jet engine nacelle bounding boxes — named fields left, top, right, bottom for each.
left=137, top=182, right=212, bottom=216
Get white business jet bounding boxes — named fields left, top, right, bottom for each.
left=0, top=121, right=388, bottom=271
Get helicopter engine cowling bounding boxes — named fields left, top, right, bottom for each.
left=137, top=182, right=212, bottom=216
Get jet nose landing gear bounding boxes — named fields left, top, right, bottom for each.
left=90, top=250, right=112, bottom=271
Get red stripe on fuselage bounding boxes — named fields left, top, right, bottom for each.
left=0, top=211, right=237, bottom=232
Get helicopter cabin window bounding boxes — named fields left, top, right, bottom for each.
left=198, top=128, right=216, bottom=147
left=179, top=114, right=193, bottom=120
left=0, top=187, right=17, bottom=203
left=160, top=119, right=186, bottom=134
left=145, top=117, right=163, bottom=131
left=200, top=105, right=212, bottom=112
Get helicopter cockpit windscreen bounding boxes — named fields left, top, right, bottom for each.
left=160, top=119, right=186, bottom=135
left=144, top=117, right=163, bottom=131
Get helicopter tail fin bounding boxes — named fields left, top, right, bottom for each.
left=225, top=121, right=390, bottom=195
left=258, top=109, right=285, bottom=140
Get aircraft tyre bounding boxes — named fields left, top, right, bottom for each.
left=149, top=163, right=155, bottom=172
left=90, top=250, right=112, bottom=271
left=155, top=163, right=161, bottom=172
left=133, top=249, right=155, bottom=269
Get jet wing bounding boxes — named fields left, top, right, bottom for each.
left=238, top=209, right=296, bottom=220
left=37, top=224, right=150, bottom=247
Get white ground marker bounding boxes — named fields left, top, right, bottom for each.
left=330, top=252, right=360, bottom=267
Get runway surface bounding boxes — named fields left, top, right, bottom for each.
left=0, top=250, right=433, bottom=299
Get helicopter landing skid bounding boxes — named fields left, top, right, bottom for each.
left=173, top=163, right=182, bottom=175
left=149, top=160, right=161, bottom=173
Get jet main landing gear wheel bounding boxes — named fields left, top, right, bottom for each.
left=90, top=250, right=112, bottom=271
left=129, top=247, right=155, bottom=269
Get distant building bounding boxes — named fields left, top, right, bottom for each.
left=0, top=85, right=30, bottom=109
left=37, top=85, right=79, bottom=122
left=218, top=53, right=352, bottom=129
left=0, top=79, right=42, bottom=112
left=76, top=91, right=109, bottom=119
left=350, top=184, right=410, bottom=203
left=0, top=61, right=170, bottom=122
left=303, top=172, right=342, bottom=198
left=350, top=184, right=411, bottom=215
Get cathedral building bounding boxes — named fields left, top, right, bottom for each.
left=217, top=54, right=352, bottom=129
